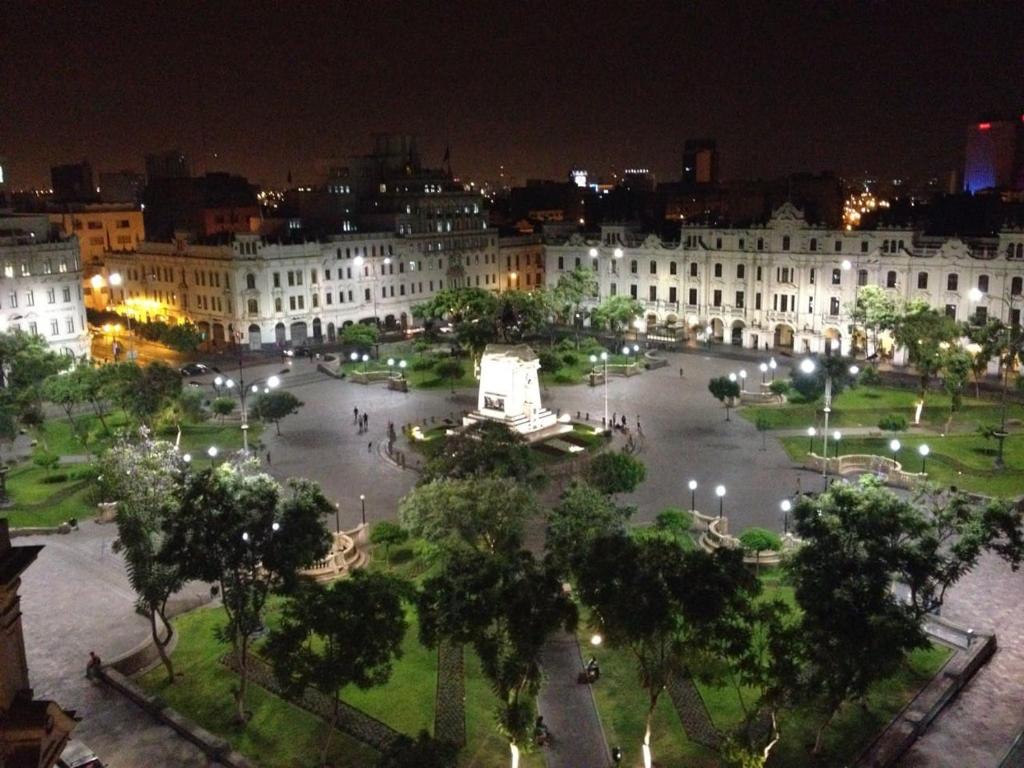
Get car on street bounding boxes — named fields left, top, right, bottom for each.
left=179, top=362, right=211, bottom=376
left=58, top=739, right=105, bottom=768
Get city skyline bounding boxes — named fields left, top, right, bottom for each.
left=3, top=1, right=1023, bottom=189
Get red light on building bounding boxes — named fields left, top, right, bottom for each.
left=978, top=122, right=992, bottom=130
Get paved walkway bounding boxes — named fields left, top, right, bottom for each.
left=18, top=525, right=216, bottom=767
left=538, top=631, right=610, bottom=768
left=898, top=552, right=1024, bottom=767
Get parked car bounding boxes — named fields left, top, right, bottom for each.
left=58, top=739, right=105, bottom=768
left=179, top=362, right=211, bottom=376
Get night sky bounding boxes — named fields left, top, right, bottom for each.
left=3, top=0, right=1022, bottom=189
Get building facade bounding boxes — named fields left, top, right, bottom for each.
left=0, top=214, right=90, bottom=358
left=103, top=229, right=545, bottom=350
left=545, top=203, right=1024, bottom=364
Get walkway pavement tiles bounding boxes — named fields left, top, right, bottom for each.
left=538, top=631, right=611, bottom=768
left=434, top=641, right=466, bottom=746
left=222, top=652, right=401, bottom=752
left=666, top=672, right=722, bottom=749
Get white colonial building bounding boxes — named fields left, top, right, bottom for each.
left=103, top=231, right=545, bottom=350
left=0, top=213, right=90, bottom=358
left=545, top=203, right=1024, bottom=364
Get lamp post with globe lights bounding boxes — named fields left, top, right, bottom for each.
left=760, top=362, right=768, bottom=385
left=799, top=357, right=860, bottom=487
left=715, top=485, right=726, bottom=519
left=688, top=479, right=697, bottom=511
left=769, top=357, right=777, bottom=381
left=780, top=499, right=792, bottom=534
left=807, top=426, right=817, bottom=453
left=918, top=443, right=930, bottom=474
left=207, top=446, right=218, bottom=467
left=890, top=439, right=901, bottom=468
left=833, top=430, right=842, bottom=458
left=589, top=351, right=609, bottom=429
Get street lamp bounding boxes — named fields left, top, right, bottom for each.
left=182, top=453, right=192, bottom=464
left=688, top=479, right=697, bottom=511
left=359, top=493, right=366, bottom=526
left=728, top=372, right=737, bottom=382
left=890, top=439, right=901, bottom=466
left=589, top=351, right=610, bottom=428
left=739, top=369, right=747, bottom=390
left=715, top=485, right=726, bottom=519
left=589, top=247, right=598, bottom=258
left=361, top=353, right=369, bottom=372
left=832, top=430, right=841, bottom=458
left=769, top=357, right=777, bottom=381
left=760, top=362, right=768, bottom=384
left=807, top=426, right=817, bottom=453
left=918, top=443, right=930, bottom=474
left=780, top=499, right=792, bottom=534
left=398, top=359, right=407, bottom=378
left=207, top=445, right=218, bottom=466
left=799, top=358, right=859, bottom=488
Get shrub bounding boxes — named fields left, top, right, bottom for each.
left=177, top=388, right=206, bottom=422
left=556, top=338, right=577, bottom=353
left=537, top=350, right=562, bottom=373
left=32, top=450, right=60, bottom=473
left=561, top=351, right=579, bottom=367
left=40, top=472, right=69, bottom=484
left=410, top=356, right=436, bottom=371
left=413, top=339, right=431, bottom=353
left=586, top=451, right=646, bottom=495
left=860, top=365, right=882, bottom=385
left=553, top=372, right=576, bottom=384
left=654, top=507, right=693, bottom=535
left=878, top=414, right=908, bottom=432
left=769, top=379, right=789, bottom=396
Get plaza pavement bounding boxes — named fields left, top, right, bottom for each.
left=258, top=351, right=805, bottom=533
left=18, top=523, right=216, bottom=767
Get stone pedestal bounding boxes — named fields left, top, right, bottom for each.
left=464, top=344, right=557, bottom=435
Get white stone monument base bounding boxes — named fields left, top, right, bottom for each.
left=462, top=408, right=563, bottom=441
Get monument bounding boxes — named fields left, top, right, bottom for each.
left=463, top=344, right=564, bottom=439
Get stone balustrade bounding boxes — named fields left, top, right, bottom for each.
left=693, top=509, right=799, bottom=566
left=804, top=453, right=927, bottom=489
left=299, top=524, right=367, bottom=582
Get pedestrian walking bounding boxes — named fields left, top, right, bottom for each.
left=86, top=651, right=102, bottom=680
left=353, top=406, right=359, bottom=424
left=621, top=414, right=627, bottom=427
left=266, top=451, right=271, bottom=465
left=679, top=367, right=684, bottom=377
left=367, top=441, right=373, bottom=452
left=363, top=413, right=369, bottom=429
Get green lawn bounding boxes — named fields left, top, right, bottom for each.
left=779, top=433, right=1024, bottom=497
left=579, top=576, right=951, bottom=768
left=341, top=357, right=477, bottom=390
left=1, top=464, right=95, bottom=529
left=139, top=605, right=379, bottom=768
left=743, top=385, right=1024, bottom=432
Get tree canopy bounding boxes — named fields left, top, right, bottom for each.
left=341, top=323, right=380, bottom=348
left=591, top=295, right=643, bottom=335
left=398, top=476, right=536, bottom=554
left=420, top=421, right=535, bottom=484
left=585, top=451, right=647, bottom=495
left=545, top=480, right=633, bottom=575
left=251, top=390, right=303, bottom=434
left=893, top=306, right=960, bottom=400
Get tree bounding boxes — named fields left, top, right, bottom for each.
left=370, top=521, right=408, bottom=565
left=0, top=330, right=72, bottom=421
left=893, top=307, right=960, bottom=401
left=755, top=413, right=772, bottom=450
left=591, top=295, right=643, bottom=340
left=653, top=507, right=693, bottom=541
left=788, top=354, right=857, bottom=402
left=378, top=731, right=459, bottom=768
left=788, top=478, right=1023, bottom=752
left=738, top=528, right=782, bottom=575
left=418, top=548, right=577, bottom=768
left=101, top=361, right=182, bottom=424
left=963, top=317, right=1008, bottom=397
left=575, top=534, right=757, bottom=767
left=266, top=573, right=407, bottom=766
left=99, top=433, right=187, bottom=683
left=412, top=287, right=500, bottom=353
left=849, top=286, right=898, bottom=357
left=42, top=371, right=89, bottom=444
left=942, top=349, right=973, bottom=430
left=545, top=480, right=633, bottom=575
left=160, top=323, right=204, bottom=353
left=211, top=397, right=236, bottom=423
left=586, top=451, right=647, bottom=495
left=341, top=322, right=380, bottom=348
left=251, top=390, right=303, bottom=435
left=160, top=465, right=332, bottom=722
left=433, top=358, right=465, bottom=392
left=398, top=477, right=535, bottom=555
left=708, top=376, right=741, bottom=421
left=420, top=420, right=535, bottom=484
left=551, top=267, right=598, bottom=328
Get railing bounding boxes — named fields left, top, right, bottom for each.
left=693, top=511, right=800, bottom=565
left=300, top=525, right=367, bottom=582
left=803, top=453, right=927, bottom=489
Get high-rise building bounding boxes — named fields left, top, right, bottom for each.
left=683, top=139, right=718, bottom=186
left=964, top=116, right=1024, bottom=192
left=145, top=149, right=191, bottom=182
left=50, top=161, right=97, bottom=203
left=98, top=170, right=145, bottom=203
